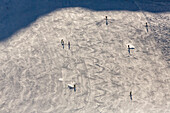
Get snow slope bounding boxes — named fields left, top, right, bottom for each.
left=0, top=0, right=169, bottom=113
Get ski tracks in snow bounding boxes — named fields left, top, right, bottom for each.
left=0, top=1, right=170, bottom=112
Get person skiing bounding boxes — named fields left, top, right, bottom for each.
left=61, top=39, right=64, bottom=49
left=68, top=84, right=76, bottom=92
left=130, top=91, right=132, bottom=100
left=74, top=84, right=76, bottom=92
left=146, top=22, right=148, bottom=27
left=146, top=22, right=148, bottom=32
left=128, top=45, right=130, bottom=54
left=68, top=41, right=70, bottom=49
left=106, top=16, right=108, bottom=25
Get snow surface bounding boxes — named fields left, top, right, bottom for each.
left=0, top=0, right=170, bottom=113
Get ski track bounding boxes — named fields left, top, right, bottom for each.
left=0, top=0, right=170, bottom=113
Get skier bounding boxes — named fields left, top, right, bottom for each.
left=145, top=22, right=148, bottom=32
left=130, top=91, right=132, bottom=100
left=145, top=22, right=148, bottom=27
left=105, top=16, right=108, bottom=25
left=68, top=41, right=70, bottom=49
left=61, top=39, right=64, bottom=49
left=74, top=84, right=76, bottom=92
left=128, top=45, right=130, bottom=54
left=68, top=84, right=76, bottom=92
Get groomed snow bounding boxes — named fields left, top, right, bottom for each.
left=0, top=0, right=169, bottom=113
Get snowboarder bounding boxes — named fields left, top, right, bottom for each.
left=68, top=41, right=70, bottom=49
left=61, top=39, right=64, bottom=49
left=106, top=16, right=108, bottom=25
left=130, top=91, right=132, bottom=100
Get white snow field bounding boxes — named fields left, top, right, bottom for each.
left=0, top=0, right=170, bottom=113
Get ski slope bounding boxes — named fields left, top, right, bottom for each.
left=0, top=0, right=170, bottom=113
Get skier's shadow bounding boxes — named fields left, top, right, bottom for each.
left=95, top=19, right=115, bottom=26
left=146, top=26, right=148, bottom=32
left=128, top=47, right=135, bottom=54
